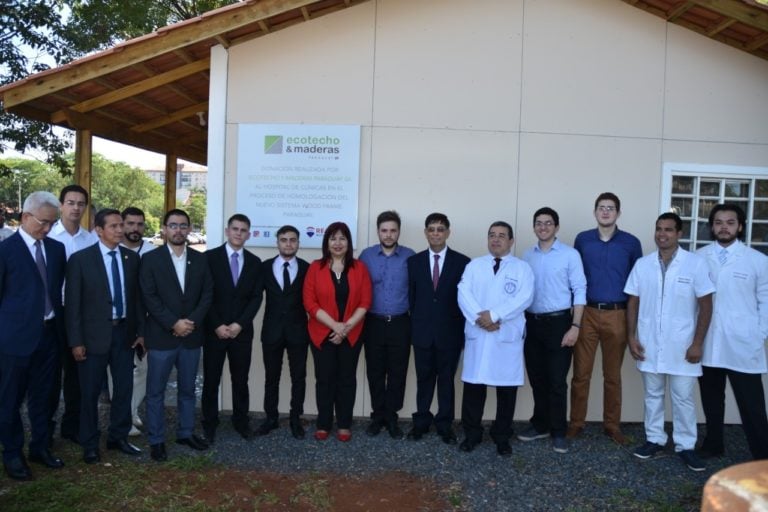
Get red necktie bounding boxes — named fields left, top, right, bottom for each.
left=432, top=254, right=440, bottom=290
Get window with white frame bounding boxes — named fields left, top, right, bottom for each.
left=662, top=163, right=768, bottom=255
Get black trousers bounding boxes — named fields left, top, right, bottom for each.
left=201, top=338, right=253, bottom=431
left=48, top=327, right=80, bottom=439
left=412, top=342, right=462, bottom=433
left=311, top=340, right=363, bottom=430
left=524, top=313, right=573, bottom=437
left=78, top=324, right=133, bottom=451
left=461, top=382, right=518, bottom=444
left=699, top=365, right=768, bottom=460
left=261, top=338, right=308, bottom=421
left=363, top=314, right=411, bottom=426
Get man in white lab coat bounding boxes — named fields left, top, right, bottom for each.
left=696, top=203, right=768, bottom=461
left=624, top=212, right=714, bottom=472
left=457, top=221, right=534, bottom=456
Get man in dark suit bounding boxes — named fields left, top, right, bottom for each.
left=258, top=225, right=311, bottom=439
left=140, top=209, right=213, bottom=462
left=66, top=208, right=144, bottom=464
left=407, top=212, right=470, bottom=444
left=202, top=214, right=263, bottom=442
left=0, top=191, right=66, bottom=480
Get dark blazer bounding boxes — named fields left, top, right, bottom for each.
left=260, top=256, right=310, bottom=346
left=0, top=232, right=66, bottom=356
left=408, top=247, right=470, bottom=350
left=65, top=243, right=143, bottom=355
left=204, top=244, right=264, bottom=342
left=139, top=245, right=213, bottom=350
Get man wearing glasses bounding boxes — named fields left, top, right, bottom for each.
left=48, top=185, right=98, bottom=447
left=568, top=192, right=642, bottom=444
left=140, top=209, right=213, bottom=462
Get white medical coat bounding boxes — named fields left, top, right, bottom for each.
left=696, top=241, right=768, bottom=373
left=624, top=249, right=715, bottom=376
left=458, top=253, right=534, bottom=386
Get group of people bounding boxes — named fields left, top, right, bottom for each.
left=1, top=187, right=766, bottom=483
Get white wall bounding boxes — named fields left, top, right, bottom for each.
left=211, top=0, right=768, bottom=423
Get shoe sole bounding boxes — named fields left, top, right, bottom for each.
left=553, top=447, right=569, bottom=454
left=517, top=433, right=550, bottom=442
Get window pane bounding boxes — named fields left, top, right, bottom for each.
left=757, top=180, right=768, bottom=198
left=699, top=181, right=720, bottom=197
left=724, top=181, right=750, bottom=198
left=753, top=245, right=768, bottom=256
left=678, top=241, right=690, bottom=251
left=681, top=220, right=691, bottom=239
left=698, top=199, right=718, bottom=221
left=754, top=201, right=768, bottom=220
left=671, top=198, right=693, bottom=217
left=695, top=242, right=711, bottom=251
left=751, top=223, right=768, bottom=243
left=696, top=221, right=712, bottom=241
left=672, top=176, right=694, bottom=194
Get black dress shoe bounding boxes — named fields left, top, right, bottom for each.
left=365, top=420, right=384, bottom=437
left=106, top=439, right=141, bottom=456
left=29, top=448, right=64, bottom=468
left=407, top=427, right=424, bottom=441
left=203, top=428, right=216, bottom=444
left=176, top=435, right=209, bottom=451
left=234, top=424, right=254, bottom=440
left=459, top=438, right=479, bottom=452
left=150, top=443, right=167, bottom=462
left=290, top=421, right=305, bottom=440
left=387, top=423, right=404, bottom=439
left=496, top=441, right=512, bottom=457
left=83, top=448, right=101, bottom=464
left=438, top=428, right=458, bottom=445
left=255, top=419, right=279, bottom=436
left=4, top=457, right=31, bottom=480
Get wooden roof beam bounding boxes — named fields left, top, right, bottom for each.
left=257, top=20, right=270, bottom=33
left=746, top=32, right=768, bottom=50
left=131, top=102, right=208, bottom=133
left=668, top=1, right=695, bottom=21
left=50, top=58, right=210, bottom=123
left=706, top=17, right=737, bottom=35
left=0, top=0, right=322, bottom=108
left=301, top=6, right=311, bottom=21
left=690, top=0, right=768, bottom=32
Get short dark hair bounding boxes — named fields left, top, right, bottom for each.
left=533, top=207, right=559, bottom=227
left=489, top=221, right=513, bottom=239
left=594, top=192, right=621, bottom=212
left=277, top=225, right=299, bottom=238
left=424, top=212, right=450, bottom=229
left=657, top=212, right=683, bottom=232
left=59, top=184, right=89, bottom=205
left=227, top=213, right=251, bottom=228
left=95, top=208, right=121, bottom=229
left=121, top=206, right=145, bottom=220
left=319, top=221, right=355, bottom=270
left=708, top=203, right=746, bottom=240
left=163, top=208, right=190, bottom=226
left=376, top=210, right=401, bottom=229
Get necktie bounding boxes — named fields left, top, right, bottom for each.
left=432, top=254, right=440, bottom=290
left=718, top=247, right=728, bottom=266
left=493, top=257, right=501, bottom=275
left=282, top=261, right=291, bottom=290
left=108, top=250, right=124, bottom=318
left=34, top=240, right=53, bottom=317
left=230, top=252, right=239, bottom=285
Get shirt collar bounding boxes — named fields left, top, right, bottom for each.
left=99, top=241, right=120, bottom=256
left=167, top=243, right=187, bottom=259
left=225, top=243, right=242, bottom=258
left=17, top=226, right=37, bottom=248
left=429, top=247, right=448, bottom=259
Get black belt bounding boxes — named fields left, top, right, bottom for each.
left=111, top=318, right=126, bottom=326
left=587, top=302, right=627, bottom=310
left=367, top=312, right=409, bottom=323
left=526, top=309, right=570, bottom=320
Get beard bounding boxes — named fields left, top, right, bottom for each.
left=125, top=231, right=142, bottom=243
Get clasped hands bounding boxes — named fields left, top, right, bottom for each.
left=328, top=321, right=352, bottom=344
left=215, top=323, right=243, bottom=340
left=476, top=310, right=500, bottom=332
left=173, top=318, right=196, bottom=337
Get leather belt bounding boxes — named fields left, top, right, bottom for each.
left=526, top=309, right=570, bottom=320
left=587, top=302, right=627, bottom=310
left=367, top=312, right=409, bottom=323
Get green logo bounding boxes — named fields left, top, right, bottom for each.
left=264, top=135, right=283, bottom=154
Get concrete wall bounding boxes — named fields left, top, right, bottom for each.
left=210, top=0, right=768, bottom=423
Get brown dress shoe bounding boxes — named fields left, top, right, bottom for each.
left=565, top=425, right=583, bottom=439
left=604, top=429, right=628, bottom=445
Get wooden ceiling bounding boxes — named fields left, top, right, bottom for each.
left=1, top=0, right=766, bottom=166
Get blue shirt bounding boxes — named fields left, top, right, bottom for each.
left=574, top=227, right=642, bottom=303
left=523, top=239, right=587, bottom=314
left=359, top=243, right=415, bottom=315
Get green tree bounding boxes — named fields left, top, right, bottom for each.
left=87, top=154, right=164, bottom=222
left=0, top=157, right=68, bottom=209
left=185, top=187, right=207, bottom=231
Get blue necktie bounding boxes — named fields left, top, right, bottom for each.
left=35, top=240, right=53, bottom=316
left=109, top=250, right=124, bottom=318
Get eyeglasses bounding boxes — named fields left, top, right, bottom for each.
left=28, top=214, right=55, bottom=228
left=597, top=205, right=616, bottom=212
left=63, top=200, right=87, bottom=208
left=165, top=223, right=189, bottom=230
left=534, top=221, right=555, bottom=227
left=426, top=226, right=447, bottom=233
left=488, top=233, right=509, bottom=240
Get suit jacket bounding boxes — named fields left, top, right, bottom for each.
left=139, top=245, right=213, bottom=350
left=303, top=259, right=372, bottom=348
left=408, top=247, right=470, bottom=350
left=261, top=256, right=310, bottom=346
left=65, top=243, right=143, bottom=355
left=204, top=244, right=264, bottom=343
left=0, top=231, right=66, bottom=356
